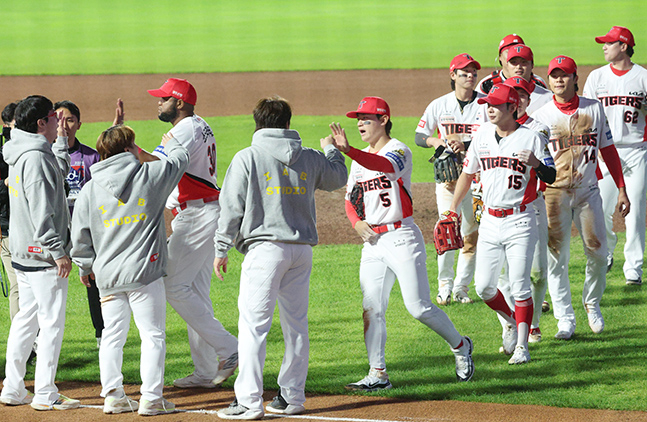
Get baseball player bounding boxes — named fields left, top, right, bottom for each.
left=214, top=96, right=347, bottom=419
left=532, top=56, right=630, bottom=340
left=54, top=100, right=104, bottom=348
left=144, top=78, right=238, bottom=389
left=71, top=126, right=188, bottom=415
left=0, top=96, right=80, bottom=410
left=336, top=96, right=474, bottom=389
left=448, top=84, right=556, bottom=364
left=477, top=34, right=547, bottom=95
left=496, top=77, right=552, bottom=343
left=583, top=26, right=647, bottom=286
left=415, top=54, right=486, bottom=305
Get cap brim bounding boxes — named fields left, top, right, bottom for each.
left=147, top=88, right=169, bottom=98
left=477, top=97, right=506, bottom=106
left=458, top=60, right=481, bottom=70
left=346, top=111, right=359, bottom=118
left=595, top=35, right=612, bottom=44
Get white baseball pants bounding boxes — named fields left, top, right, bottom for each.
left=599, top=145, right=647, bottom=281
left=545, top=186, right=608, bottom=327
left=165, top=201, right=237, bottom=379
left=234, top=242, right=312, bottom=413
left=359, top=218, right=463, bottom=370
left=435, top=181, right=478, bottom=294
left=1, top=267, right=67, bottom=406
left=99, top=279, right=166, bottom=402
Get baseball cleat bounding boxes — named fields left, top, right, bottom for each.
left=173, top=373, right=217, bottom=389
left=213, top=352, right=239, bottom=386
left=217, top=399, right=264, bottom=420
left=585, top=304, right=604, bottom=334
left=1, top=391, right=34, bottom=406
left=436, top=286, right=452, bottom=306
left=541, top=301, right=550, bottom=313
left=508, top=345, right=531, bottom=365
left=103, top=395, right=138, bottom=414
left=554, top=321, right=575, bottom=340
left=453, top=290, right=474, bottom=304
left=502, top=324, right=518, bottom=355
left=345, top=368, right=392, bottom=392
left=452, top=336, right=474, bottom=382
left=138, top=397, right=175, bottom=416
left=626, top=277, right=642, bottom=286
left=266, top=390, right=306, bottom=415
left=528, top=327, right=542, bottom=343
left=30, top=394, right=80, bottom=411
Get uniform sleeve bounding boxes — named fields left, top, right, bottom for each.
left=346, top=147, right=394, bottom=173
left=382, top=145, right=411, bottom=181
left=153, top=138, right=190, bottom=189
left=598, top=104, right=614, bottom=148
left=52, top=136, right=71, bottom=177
left=535, top=133, right=555, bottom=168
left=152, top=119, right=194, bottom=158
left=415, top=102, right=438, bottom=137
left=70, top=189, right=95, bottom=276
left=582, top=72, right=597, bottom=100
left=214, top=153, right=248, bottom=257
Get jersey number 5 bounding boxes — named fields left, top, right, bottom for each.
left=379, top=192, right=391, bottom=207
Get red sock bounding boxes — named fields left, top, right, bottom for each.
left=515, top=298, right=533, bottom=328
left=484, top=290, right=513, bottom=318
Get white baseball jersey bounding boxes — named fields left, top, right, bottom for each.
left=526, top=83, right=553, bottom=115
left=464, top=122, right=552, bottom=209
left=153, top=114, right=219, bottom=208
left=583, top=63, right=647, bottom=146
left=416, top=92, right=487, bottom=155
left=532, top=97, right=613, bottom=188
left=519, top=114, right=551, bottom=143
left=346, top=138, right=413, bottom=226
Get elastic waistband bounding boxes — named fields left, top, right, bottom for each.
left=487, top=204, right=527, bottom=218
left=172, top=194, right=219, bottom=217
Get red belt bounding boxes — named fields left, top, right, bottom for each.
left=171, top=194, right=220, bottom=217
left=487, top=204, right=526, bottom=218
left=371, top=221, right=402, bottom=234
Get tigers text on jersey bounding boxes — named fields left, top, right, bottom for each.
left=416, top=91, right=486, bottom=155
left=463, top=122, right=551, bottom=209
left=532, top=97, right=613, bottom=188
left=153, top=114, right=219, bottom=208
left=346, top=138, right=413, bottom=226
left=583, top=63, right=647, bottom=146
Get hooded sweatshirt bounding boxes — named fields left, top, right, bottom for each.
left=3, top=129, right=71, bottom=269
left=215, top=128, right=347, bottom=256
left=70, top=139, right=188, bottom=296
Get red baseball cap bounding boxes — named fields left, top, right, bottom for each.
left=595, top=26, right=635, bottom=47
left=506, top=44, right=533, bottom=62
left=450, top=53, right=481, bottom=72
left=548, top=55, right=577, bottom=75
left=148, top=78, right=197, bottom=105
left=504, top=76, right=533, bottom=95
left=477, top=83, right=520, bottom=106
left=499, top=34, right=525, bottom=53
left=346, top=96, right=390, bottom=118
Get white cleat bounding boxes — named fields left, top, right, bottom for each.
left=508, top=345, right=531, bottom=365
left=502, top=324, right=518, bottom=355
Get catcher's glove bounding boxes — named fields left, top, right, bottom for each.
left=434, top=153, right=462, bottom=183
left=349, top=183, right=365, bottom=220
left=433, top=210, right=464, bottom=256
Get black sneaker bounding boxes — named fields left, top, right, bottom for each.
left=265, top=391, right=305, bottom=415
left=626, top=277, right=642, bottom=286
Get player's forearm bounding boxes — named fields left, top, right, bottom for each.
left=346, top=147, right=394, bottom=173
left=599, top=145, right=626, bottom=188
left=535, top=162, right=556, bottom=184
left=345, top=199, right=362, bottom=228
left=449, top=172, right=474, bottom=212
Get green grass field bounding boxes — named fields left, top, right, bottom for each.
left=1, top=0, right=645, bottom=75
left=1, top=235, right=645, bottom=411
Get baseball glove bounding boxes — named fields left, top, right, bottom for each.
left=349, top=183, right=365, bottom=220
left=433, top=210, right=464, bottom=255
left=434, top=153, right=462, bottom=183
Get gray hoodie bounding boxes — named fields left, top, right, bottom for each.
left=215, top=128, right=347, bottom=256
left=70, top=139, right=188, bottom=296
left=3, top=129, right=71, bottom=268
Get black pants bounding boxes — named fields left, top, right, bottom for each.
left=87, top=275, right=104, bottom=338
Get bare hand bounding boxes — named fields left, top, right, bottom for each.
left=354, top=221, right=378, bottom=244
left=320, top=134, right=334, bottom=149
left=329, top=123, right=350, bottom=153
left=55, top=256, right=72, bottom=278
left=516, top=149, right=540, bottom=168
left=113, top=98, right=124, bottom=126
left=616, top=187, right=631, bottom=218
left=446, top=139, right=465, bottom=153
left=161, top=132, right=174, bottom=147
left=80, top=273, right=94, bottom=288
left=56, top=110, right=67, bottom=138
left=214, top=256, right=228, bottom=281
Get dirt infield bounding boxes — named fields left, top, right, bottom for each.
left=0, top=68, right=640, bottom=420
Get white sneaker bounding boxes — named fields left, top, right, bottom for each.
left=502, top=324, right=518, bottom=355
left=453, top=290, right=474, bottom=304
left=508, top=345, right=531, bottom=365
left=1, top=391, right=34, bottom=406
left=528, top=327, right=542, bottom=343
left=437, top=285, right=452, bottom=306
left=345, top=368, right=392, bottom=391
left=30, top=394, right=80, bottom=411
left=104, top=395, right=138, bottom=414
left=138, top=397, right=175, bottom=416
left=585, top=304, right=604, bottom=334
left=213, top=352, right=239, bottom=386
left=451, top=336, right=474, bottom=382
left=217, top=399, right=264, bottom=420
left=555, top=321, right=575, bottom=340
left=173, top=373, right=217, bottom=389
